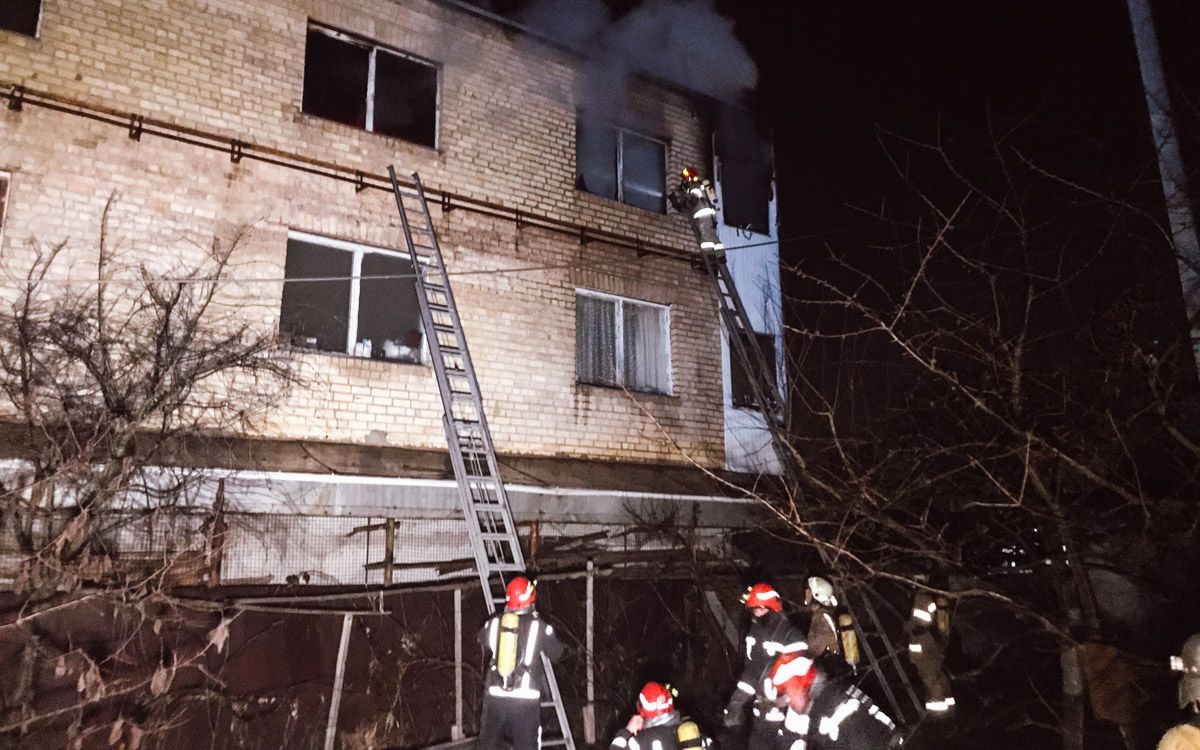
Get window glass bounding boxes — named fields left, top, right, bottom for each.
left=0, top=0, right=40, bottom=37
left=577, top=292, right=670, bottom=394
left=302, top=29, right=370, bottom=129
left=359, top=253, right=422, bottom=363
left=280, top=235, right=424, bottom=363
left=280, top=239, right=353, bottom=353
left=621, top=132, right=666, bottom=213
left=575, top=120, right=618, bottom=200
left=623, top=302, right=669, bottom=393
left=576, top=294, right=618, bottom=386
left=373, top=50, right=438, bottom=147
left=730, top=332, right=778, bottom=410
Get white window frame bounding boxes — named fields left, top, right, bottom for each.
left=575, top=288, right=673, bottom=394
left=285, top=230, right=425, bottom=361
left=306, top=22, right=441, bottom=149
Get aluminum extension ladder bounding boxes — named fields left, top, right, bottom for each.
left=388, top=167, right=576, bottom=750
left=691, top=229, right=926, bottom=728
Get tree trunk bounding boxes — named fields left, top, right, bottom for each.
left=1061, top=644, right=1085, bottom=750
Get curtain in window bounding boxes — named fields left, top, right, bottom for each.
left=576, top=295, right=618, bottom=386
left=623, top=303, right=668, bottom=393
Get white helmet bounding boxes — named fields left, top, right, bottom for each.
left=806, top=576, right=837, bottom=607
left=1173, top=633, right=1200, bottom=710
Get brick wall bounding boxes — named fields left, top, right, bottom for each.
left=0, top=0, right=727, bottom=467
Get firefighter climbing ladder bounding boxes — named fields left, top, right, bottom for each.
left=690, top=220, right=926, bottom=729
left=388, top=167, right=576, bottom=750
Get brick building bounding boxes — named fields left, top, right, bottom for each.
left=0, top=0, right=783, bottom=585
left=0, top=0, right=785, bottom=745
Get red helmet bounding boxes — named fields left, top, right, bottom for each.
left=505, top=577, right=536, bottom=610
left=742, top=583, right=783, bottom=613
left=637, top=682, right=675, bottom=719
left=770, top=652, right=816, bottom=696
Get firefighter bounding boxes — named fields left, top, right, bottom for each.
left=1159, top=633, right=1200, bottom=750
left=477, top=576, right=564, bottom=750
left=905, top=590, right=955, bottom=714
left=804, top=577, right=859, bottom=676
left=609, top=682, right=709, bottom=750
left=767, top=651, right=899, bottom=750
left=668, top=167, right=724, bottom=253
left=804, top=577, right=840, bottom=658
left=723, top=583, right=807, bottom=748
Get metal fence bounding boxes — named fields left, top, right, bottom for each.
left=0, top=507, right=709, bottom=588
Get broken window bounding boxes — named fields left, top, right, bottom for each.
left=280, top=233, right=424, bottom=364
left=730, top=331, right=778, bottom=410
left=715, top=115, right=773, bottom=234
left=0, top=0, right=40, bottom=37
left=303, top=23, right=439, bottom=148
left=576, top=290, right=670, bottom=394
left=576, top=117, right=666, bottom=213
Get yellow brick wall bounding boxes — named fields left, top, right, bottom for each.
left=0, top=0, right=726, bottom=467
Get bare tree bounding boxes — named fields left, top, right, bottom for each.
left=0, top=197, right=298, bottom=746
left=752, top=119, right=1200, bottom=747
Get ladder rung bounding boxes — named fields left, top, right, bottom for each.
left=480, top=533, right=516, bottom=543
left=489, top=563, right=524, bottom=572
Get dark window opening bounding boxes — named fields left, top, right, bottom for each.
left=730, top=332, right=778, bottom=410
left=576, top=118, right=666, bottom=213
left=280, top=235, right=424, bottom=363
left=374, top=51, right=439, bottom=147
left=0, top=0, right=40, bottom=37
left=715, top=116, right=773, bottom=234
left=302, top=24, right=439, bottom=148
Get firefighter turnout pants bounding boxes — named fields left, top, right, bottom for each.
left=478, top=694, right=541, bottom=750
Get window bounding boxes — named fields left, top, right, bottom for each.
left=576, top=118, right=666, bottom=213
left=0, top=0, right=40, bottom=37
left=715, top=113, right=773, bottom=234
left=730, top=332, right=778, bottom=410
left=280, top=233, right=424, bottom=364
left=302, top=23, right=439, bottom=148
left=576, top=291, right=671, bottom=394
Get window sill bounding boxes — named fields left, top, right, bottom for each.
left=574, top=188, right=666, bottom=217
left=295, top=111, right=442, bottom=155
left=285, top=345, right=427, bottom=369
left=575, top=381, right=677, bottom=401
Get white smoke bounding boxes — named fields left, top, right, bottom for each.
left=519, top=0, right=758, bottom=113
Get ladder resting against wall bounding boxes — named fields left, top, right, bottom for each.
left=680, top=180, right=926, bottom=729
left=388, top=167, right=576, bottom=750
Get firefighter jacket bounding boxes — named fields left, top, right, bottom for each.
left=778, top=682, right=899, bottom=750
left=1159, top=718, right=1200, bottom=750
left=727, top=611, right=806, bottom=716
left=478, top=608, right=563, bottom=700
left=610, top=712, right=708, bottom=750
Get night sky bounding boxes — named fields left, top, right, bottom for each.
left=726, top=0, right=1200, bottom=262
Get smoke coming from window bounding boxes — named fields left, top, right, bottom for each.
left=519, top=0, right=758, bottom=115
